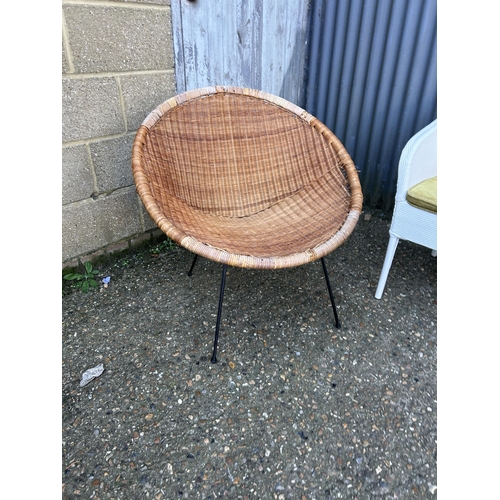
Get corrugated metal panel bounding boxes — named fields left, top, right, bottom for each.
left=305, top=0, right=437, bottom=210
left=171, top=0, right=310, bottom=106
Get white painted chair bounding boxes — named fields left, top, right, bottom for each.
left=375, top=119, right=437, bottom=299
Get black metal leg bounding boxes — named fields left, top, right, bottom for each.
left=211, top=264, right=227, bottom=363
left=321, top=257, right=341, bottom=328
left=187, top=254, right=198, bottom=276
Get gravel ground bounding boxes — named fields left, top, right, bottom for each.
left=62, top=212, right=437, bottom=499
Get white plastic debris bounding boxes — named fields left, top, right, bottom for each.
left=80, top=364, right=104, bottom=387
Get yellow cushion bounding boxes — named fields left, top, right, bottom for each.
left=406, top=176, right=437, bottom=213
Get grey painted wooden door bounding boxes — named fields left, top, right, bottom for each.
left=171, top=0, right=310, bottom=106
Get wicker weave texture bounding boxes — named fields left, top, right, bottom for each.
left=132, top=86, right=363, bottom=269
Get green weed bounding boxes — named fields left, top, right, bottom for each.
left=63, top=261, right=100, bottom=292
left=150, top=238, right=176, bottom=255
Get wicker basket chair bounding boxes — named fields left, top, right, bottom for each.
left=132, top=86, right=363, bottom=362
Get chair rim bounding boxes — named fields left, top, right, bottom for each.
left=132, top=86, right=363, bottom=269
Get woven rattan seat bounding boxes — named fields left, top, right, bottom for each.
left=132, top=86, right=363, bottom=361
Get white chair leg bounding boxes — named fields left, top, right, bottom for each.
left=375, top=235, right=399, bottom=299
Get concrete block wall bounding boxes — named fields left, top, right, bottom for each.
left=62, top=0, right=176, bottom=266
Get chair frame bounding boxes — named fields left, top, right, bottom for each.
left=186, top=253, right=342, bottom=363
